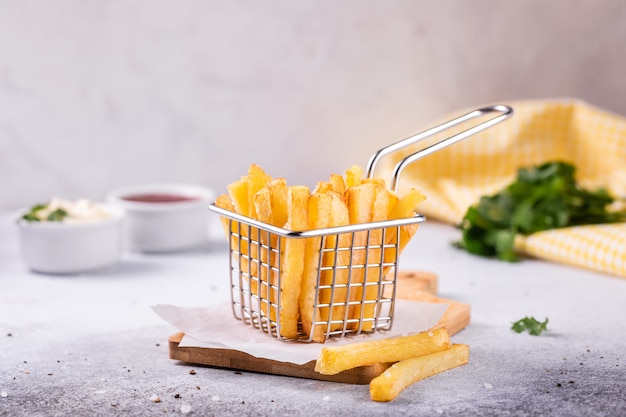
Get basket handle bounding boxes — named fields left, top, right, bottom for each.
left=366, top=104, right=513, bottom=192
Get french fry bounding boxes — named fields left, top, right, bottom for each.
left=329, top=173, right=346, bottom=195
left=278, top=185, right=310, bottom=339
left=214, top=193, right=235, bottom=236
left=267, top=178, right=289, bottom=228
left=252, top=187, right=276, bottom=315
left=383, top=188, right=426, bottom=268
left=345, top=182, right=376, bottom=329
left=300, top=188, right=351, bottom=342
left=345, top=165, right=363, bottom=189
left=253, top=187, right=274, bottom=226
left=322, top=195, right=352, bottom=332
left=227, top=178, right=250, bottom=217
left=300, top=190, right=334, bottom=342
left=357, top=182, right=397, bottom=331
left=314, top=328, right=450, bottom=375
left=369, top=344, right=470, bottom=402
left=246, top=164, right=272, bottom=219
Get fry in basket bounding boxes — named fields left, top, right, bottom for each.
left=215, top=193, right=235, bottom=235
left=246, top=164, right=272, bottom=220
left=314, top=328, right=450, bottom=375
left=216, top=192, right=253, bottom=282
left=278, top=185, right=310, bottom=339
left=345, top=182, right=376, bottom=329
left=226, top=165, right=272, bottom=280
left=329, top=173, right=346, bottom=195
left=369, top=344, right=470, bottom=402
left=357, top=182, right=399, bottom=331
left=253, top=177, right=289, bottom=273
left=251, top=186, right=276, bottom=315
left=300, top=186, right=350, bottom=342
left=345, top=165, right=363, bottom=188
left=383, top=188, right=426, bottom=268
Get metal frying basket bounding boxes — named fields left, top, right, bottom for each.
left=209, top=105, right=513, bottom=342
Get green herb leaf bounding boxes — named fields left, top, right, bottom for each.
left=46, top=208, right=68, bottom=222
left=20, top=204, right=47, bottom=222
left=456, top=161, right=626, bottom=261
left=511, top=316, right=549, bottom=336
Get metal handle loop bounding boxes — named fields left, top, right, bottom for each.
left=366, top=104, right=514, bottom=192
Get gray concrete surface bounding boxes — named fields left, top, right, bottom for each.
left=2, top=214, right=625, bottom=416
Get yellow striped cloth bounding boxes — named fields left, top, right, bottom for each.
left=379, top=99, right=626, bottom=278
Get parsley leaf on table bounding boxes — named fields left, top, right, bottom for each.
left=456, top=161, right=626, bottom=261
left=511, top=317, right=549, bottom=336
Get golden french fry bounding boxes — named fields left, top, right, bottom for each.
left=315, top=328, right=451, bottom=375
left=252, top=187, right=276, bottom=311
left=214, top=193, right=235, bottom=236
left=300, top=191, right=334, bottom=342
left=369, top=344, right=470, bottom=402
left=360, top=177, right=386, bottom=187
left=345, top=182, right=376, bottom=329
left=300, top=189, right=351, bottom=342
left=227, top=178, right=250, bottom=217
left=246, top=164, right=272, bottom=219
left=263, top=178, right=289, bottom=306
left=329, top=173, right=346, bottom=195
left=323, top=195, right=352, bottom=332
left=223, top=181, right=256, bottom=279
left=278, top=185, right=310, bottom=339
left=357, top=182, right=397, bottom=331
left=383, top=188, right=426, bottom=268
left=314, top=181, right=336, bottom=195
left=253, top=187, right=273, bottom=225
left=267, top=178, right=289, bottom=228
left=345, top=165, right=363, bottom=189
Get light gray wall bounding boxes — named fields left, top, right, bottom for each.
left=2, top=0, right=625, bottom=209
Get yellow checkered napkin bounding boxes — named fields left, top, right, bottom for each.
left=379, top=99, right=626, bottom=278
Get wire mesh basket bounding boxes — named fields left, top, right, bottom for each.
left=209, top=105, right=513, bottom=342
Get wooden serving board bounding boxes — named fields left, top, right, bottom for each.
left=168, top=271, right=470, bottom=384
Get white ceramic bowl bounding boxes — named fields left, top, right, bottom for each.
left=106, top=183, right=214, bottom=253
left=16, top=206, right=124, bottom=274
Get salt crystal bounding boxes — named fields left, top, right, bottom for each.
left=323, top=396, right=330, bottom=401
left=149, top=394, right=161, bottom=403
left=1, top=391, right=7, bottom=397
left=212, top=395, right=220, bottom=401
left=435, top=408, right=443, bottom=414
left=428, top=331, right=434, bottom=337
left=181, top=404, right=192, bottom=414
left=484, top=383, right=493, bottom=389
left=94, top=390, right=107, bottom=394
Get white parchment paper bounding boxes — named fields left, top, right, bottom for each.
left=152, top=300, right=448, bottom=365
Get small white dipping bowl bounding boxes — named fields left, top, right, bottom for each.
left=106, top=183, right=214, bottom=253
left=16, top=206, right=124, bottom=274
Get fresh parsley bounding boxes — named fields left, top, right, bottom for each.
left=20, top=204, right=68, bottom=222
left=511, top=316, right=549, bottom=336
left=456, top=161, right=626, bottom=261
left=20, top=204, right=47, bottom=222
left=46, top=208, right=68, bottom=222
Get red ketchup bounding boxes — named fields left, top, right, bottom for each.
left=121, top=193, right=199, bottom=203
